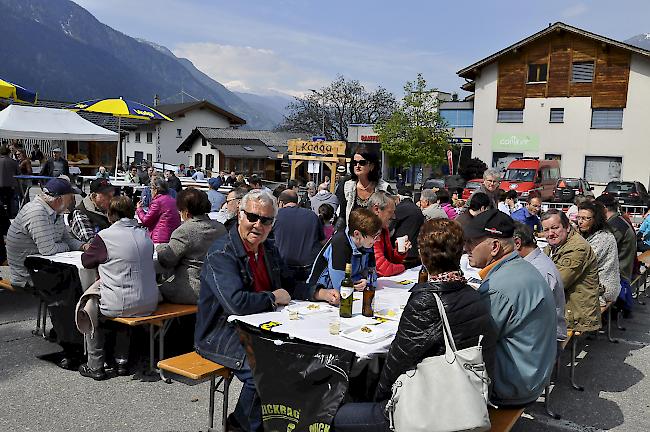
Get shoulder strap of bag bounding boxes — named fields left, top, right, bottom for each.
left=432, top=292, right=458, bottom=357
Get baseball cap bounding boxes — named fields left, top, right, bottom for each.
left=208, top=177, right=221, bottom=189
left=52, top=147, right=62, bottom=152
left=42, top=178, right=79, bottom=197
left=462, top=208, right=515, bottom=240
left=90, top=178, right=115, bottom=194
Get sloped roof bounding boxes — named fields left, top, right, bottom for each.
left=458, top=22, right=650, bottom=80
left=177, top=127, right=311, bottom=153
left=155, top=100, right=246, bottom=125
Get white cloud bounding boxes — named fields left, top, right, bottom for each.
left=562, top=3, right=588, bottom=18
left=173, top=42, right=331, bottom=96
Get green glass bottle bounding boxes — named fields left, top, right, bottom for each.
left=339, top=263, right=354, bottom=318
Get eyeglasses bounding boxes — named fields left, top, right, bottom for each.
left=484, top=179, right=500, bottom=184
left=242, top=210, right=275, bottom=226
left=353, top=159, right=369, bottom=167
left=576, top=216, right=593, bottom=221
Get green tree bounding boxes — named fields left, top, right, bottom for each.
left=375, top=74, right=452, bottom=173
left=277, top=76, right=397, bottom=140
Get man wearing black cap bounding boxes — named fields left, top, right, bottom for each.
left=463, top=208, right=556, bottom=407
left=70, top=178, right=114, bottom=242
left=40, top=147, right=70, bottom=178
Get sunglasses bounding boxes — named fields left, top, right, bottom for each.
left=353, top=159, right=369, bottom=167
left=242, top=210, right=274, bottom=226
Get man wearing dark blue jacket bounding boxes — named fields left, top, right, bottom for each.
left=195, top=189, right=331, bottom=431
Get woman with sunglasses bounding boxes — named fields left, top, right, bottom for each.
left=340, top=147, right=391, bottom=225
left=308, top=208, right=382, bottom=300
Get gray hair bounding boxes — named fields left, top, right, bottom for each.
left=483, top=169, right=500, bottom=180
left=513, top=222, right=536, bottom=247
left=368, top=190, right=395, bottom=211
left=420, top=189, right=437, bottom=203
left=38, top=193, right=59, bottom=203
left=306, top=181, right=316, bottom=189
left=240, top=189, right=278, bottom=217
left=151, top=178, right=169, bottom=194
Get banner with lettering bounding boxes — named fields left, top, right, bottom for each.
left=236, top=322, right=355, bottom=432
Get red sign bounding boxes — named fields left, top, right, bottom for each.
left=360, top=135, right=379, bottom=142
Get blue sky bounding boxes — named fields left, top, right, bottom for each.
left=72, top=0, right=650, bottom=98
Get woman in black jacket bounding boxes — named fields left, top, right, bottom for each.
left=333, top=218, right=496, bottom=432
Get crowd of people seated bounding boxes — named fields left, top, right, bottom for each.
left=4, top=143, right=649, bottom=432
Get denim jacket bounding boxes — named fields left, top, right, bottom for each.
left=194, top=224, right=305, bottom=370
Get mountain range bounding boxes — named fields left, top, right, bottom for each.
left=0, top=0, right=292, bottom=129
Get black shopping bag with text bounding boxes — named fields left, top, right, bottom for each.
left=236, top=322, right=355, bottom=432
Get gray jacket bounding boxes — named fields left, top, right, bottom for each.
left=81, top=218, right=158, bottom=317
left=586, top=230, right=621, bottom=302
left=422, top=203, right=448, bottom=220
left=310, top=190, right=339, bottom=215
left=156, top=215, right=226, bottom=304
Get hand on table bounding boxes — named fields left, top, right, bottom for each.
left=315, top=288, right=340, bottom=306
left=272, top=288, right=291, bottom=306
left=353, top=279, right=367, bottom=291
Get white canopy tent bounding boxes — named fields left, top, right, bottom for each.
left=0, top=105, right=117, bottom=141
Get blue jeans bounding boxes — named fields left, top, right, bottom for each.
left=232, top=361, right=262, bottom=432
left=332, top=402, right=390, bottom=432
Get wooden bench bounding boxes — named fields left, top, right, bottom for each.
left=109, top=303, right=198, bottom=380
left=488, top=407, right=525, bottom=432
left=0, top=278, right=15, bottom=292
left=158, top=352, right=232, bottom=432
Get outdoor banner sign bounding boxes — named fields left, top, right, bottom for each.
left=491, top=133, right=539, bottom=151
left=236, top=322, right=355, bottom=432
left=288, top=139, right=346, bottom=156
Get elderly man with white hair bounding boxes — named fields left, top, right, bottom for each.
left=310, top=182, right=339, bottom=214
left=419, top=189, right=448, bottom=220
left=195, top=189, right=317, bottom=431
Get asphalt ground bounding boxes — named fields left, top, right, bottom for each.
left=2, top=276, right=650, bottom=431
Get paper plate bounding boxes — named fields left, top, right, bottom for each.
left=285, top=302, right=335, bottom=315
left=340, top=325, right=392, bottom=344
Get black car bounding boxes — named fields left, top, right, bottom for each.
left=552, top=178, right=594, bottom=203
left=603, top=181, right=650, bottom=206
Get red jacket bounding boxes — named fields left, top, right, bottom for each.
left=374, top=227, right=407, bottom=277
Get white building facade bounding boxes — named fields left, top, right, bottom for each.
left=459, top=23, right=650, bottom=186
left=123, top=101, right=245, bottom=165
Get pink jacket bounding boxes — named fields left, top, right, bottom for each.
left=442, top=203, right=457, bottom=220
left=136, top=193, right=181, bottom=243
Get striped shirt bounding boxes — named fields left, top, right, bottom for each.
left=6, top=196, right=83, bottom=287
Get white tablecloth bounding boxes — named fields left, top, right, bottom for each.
left=28, top=251, right=98, bottom=290
left=229, top=268, right=419, bottom=360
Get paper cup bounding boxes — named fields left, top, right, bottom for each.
left=397, top=236, right=407, bottom=253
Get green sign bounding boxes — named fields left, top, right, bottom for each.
left=492, top=133, right=539, bottom=151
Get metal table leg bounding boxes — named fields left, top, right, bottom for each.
left=157, top=320, right=174, bottom=383
left=209, top=376, right=215, bottom=430
left=570, top=336, right=584, bottom=391
left=606, top=307, right=618, bottom=343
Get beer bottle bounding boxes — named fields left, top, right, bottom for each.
left=339, top=263, right=354, bottom=318
left=418, top=265, right=428, bottom=284
left=362, top=274, right=375, bottom=317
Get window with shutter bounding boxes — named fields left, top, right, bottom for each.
left=591, top=109, right=623, bottom=129
left=549, top=108, right=564, bottom=123
left=572, top=61, right=594, bottom=83
left=497, top=110, right=524, bottom=123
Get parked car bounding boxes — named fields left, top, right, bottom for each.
left=499, top=158, right=561, bottom=202
left=553, top=178, right=595, bottom=203
left=602, top=181, right=650, bottom=207
left=423, top=177, right=445, bottom=190
left=462, top=179, right=484, bottom=200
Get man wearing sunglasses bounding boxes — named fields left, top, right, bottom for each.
left=195, top=188, right=313, bottom=432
